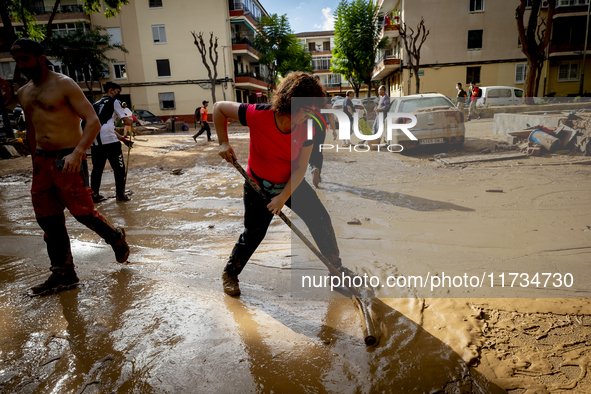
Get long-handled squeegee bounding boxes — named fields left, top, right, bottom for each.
left=231, top=160, right=381, bottom=347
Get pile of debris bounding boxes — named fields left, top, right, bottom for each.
left=506, top=113, right=590, bottom=157
left=0, top=133, right=29, bottom=160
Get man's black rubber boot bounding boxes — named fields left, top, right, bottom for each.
left=31, top=270, right=79, bottom=295
left=116, top=193, right=130, bottom=202
left=110, top=228, right=130, bottom=263
left=92, top=193, right=107, bottom=203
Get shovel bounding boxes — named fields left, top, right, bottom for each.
left=231, top=159, right=381, bottom=347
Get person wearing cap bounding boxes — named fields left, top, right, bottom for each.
left=192, top=100, right=212, bottom=142
left=88, top=81, right=134, bottom=203
left=10, top=38, right=130, bottom=295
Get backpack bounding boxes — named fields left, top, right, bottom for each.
left=194, top=107, right=202, bottom=121
left=475, top=87, right=482, bottom=98
left=81, top=96, right=116, bottom=130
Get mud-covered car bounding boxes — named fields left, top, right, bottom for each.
left=385, top=93, right=465, bottom=151
left=133, top=109, right=165, bottom=125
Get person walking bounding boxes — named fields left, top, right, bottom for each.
left=467, top=81, right=481, bottom=121
left=372, top=85, right=390, bottom=142
left=456, top=82, right=467, bottom=116
left=214, top=72, right=354, bottom=296
left=342, top=90, right=356, bottom=146
left=11, top=38, right=130, bottom=295
left=121, top=102, right=134, bottom=137
left=309, top=92, right=337, bottom=187
left=192, top=100, right=211, bottom=142
left=89, top=81, right=134, bottom=203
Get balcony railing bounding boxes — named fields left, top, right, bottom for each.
left=236, top=72, right=267, bottom=83
left=232, top=37, right=254, bottom=47
left=28, top=4, right=85, bottom=15
left=375, top=53, right=401, bottom=65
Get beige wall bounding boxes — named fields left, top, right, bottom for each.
left=547, top=60, right=591, bottom=97
left=91, top=0, right=236, bottom=116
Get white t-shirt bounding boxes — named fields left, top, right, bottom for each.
left=123, top=107, right=132, bottom=118
left=92, top=99, right=129, bottom=146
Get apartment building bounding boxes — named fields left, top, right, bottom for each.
left=374, top=0, right=590, bottom=98
left=295, top=30, right=369, bottom=97
left=0, top=0, right=270, bottom=122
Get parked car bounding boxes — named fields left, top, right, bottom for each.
left=133, top=109, right=165, bottom=125
left=332, top=98, right=367, bottom=118
left=474, top=86, right=524, bottom=107
left=385, top=93, right=465, bottom=151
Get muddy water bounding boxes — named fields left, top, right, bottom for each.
left=1, top=131, right=590, bottom=392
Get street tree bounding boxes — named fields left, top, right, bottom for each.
left=516, top=0, right=556, bottom=103
left=252, top=13, right=313, bottom=95
left=46, top=26, right=128, bottom=101
left=399, top=17, right=429, bottom=95
left=331, top=0, right=388, bottom=97
left=191, top=31, right=219, bottom=104
left=0, top=0, right=130, bottom=46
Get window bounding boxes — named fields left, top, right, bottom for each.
left=466, top=66, right=481, bottom=84
left=308, top=42, right=315, bottom=52
left=156, top=59, right=171, bottom=77
left=558, top=61, right=579, bottom=82
left=107, top=27, right=122, bottom=45
left=149, top=0, right=162, bottom=8
left=0, top=61, right=16, bottom=80
left=159, top=92, right=175, bottom=109
left=470, top=0, right=484, bottom=12
left=323, top=41, right=330, bottom=51
left=312, top=57, right=331, bottom=70
left=152, top=25, right=167, bottom=44
left=114, top=63, right=127, bottom=79
left=558, top=0, right=589, bottom=6
left=514, top=89, right=523, bottom=98
left=515, top=63, right=527, bottom=84
left=468, top=30, right=483, bottom=50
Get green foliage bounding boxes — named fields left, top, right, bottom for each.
left=3, top=0, right=129, bottom=40
left=45, top=25, right=127, bottom=87
left=331, top=0, right=388, bottom=95
left=252, top=13, right=312, bottom=90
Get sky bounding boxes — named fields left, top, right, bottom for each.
left=261, top=1, right=341, bottom=34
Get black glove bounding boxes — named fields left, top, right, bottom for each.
left=122, top=138, right=134, bottom=148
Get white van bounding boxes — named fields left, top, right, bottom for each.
left=475, top=86, right=523, bottom=106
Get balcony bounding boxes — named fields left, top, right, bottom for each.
left=232, top=37, right=260, bottom=63
left=549, top=43, right=591, bottom=56
left=371, top=55, right=401, bottom=80
left=28, top=4, right=85, bottom=14
left=229, top=1, right=260, bottom=30
left=378, top=23, right=400, bottom=41
left=235, top=73, right=269, bottom=90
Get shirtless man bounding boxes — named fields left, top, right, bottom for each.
left=11, top=38, right=130, bottom=295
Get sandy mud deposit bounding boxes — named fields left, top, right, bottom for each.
left=0, top=120, right=590, bottom=393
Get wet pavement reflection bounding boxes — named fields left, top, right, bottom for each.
left=0, top=161, right=507, bottom=392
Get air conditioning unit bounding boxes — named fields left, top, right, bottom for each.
left=100, top=72, right=110, bottom=79
left=542, top=0, right=549, bottom=7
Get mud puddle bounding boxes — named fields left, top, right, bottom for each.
left=0, top=129, right=590, bottom=392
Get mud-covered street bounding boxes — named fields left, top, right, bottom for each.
left=1, top=119, right=591, bottom=393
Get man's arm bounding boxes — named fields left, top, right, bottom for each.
left=213, top=101, right=240, bottom=162
left=63, top=79, right=100, bottom=172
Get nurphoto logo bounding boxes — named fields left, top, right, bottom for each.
left=305, top=109, right=419, bottom=152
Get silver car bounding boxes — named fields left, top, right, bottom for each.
left=385, top=93, right=465, bottom=151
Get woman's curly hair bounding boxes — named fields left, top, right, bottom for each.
left=271, top=71, right=327, bottom=115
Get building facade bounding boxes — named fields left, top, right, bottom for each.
left=0, top=0, right=270, bottom=122
left=374, top=0, right=590, bottom=98
left=295, top=30, right=368, bottom=97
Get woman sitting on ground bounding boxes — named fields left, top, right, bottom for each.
left=214, top=71, right=353, bottom=296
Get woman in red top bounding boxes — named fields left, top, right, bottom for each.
left=215, top=72, right=349, bottom=296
